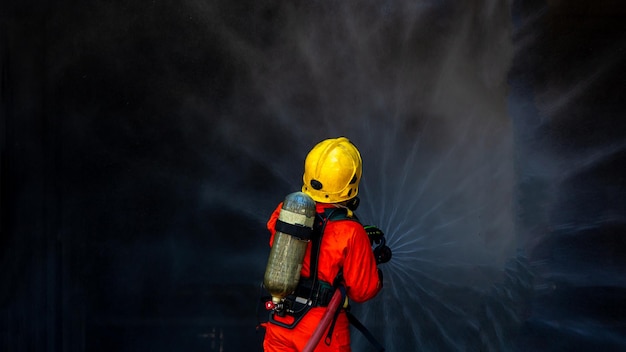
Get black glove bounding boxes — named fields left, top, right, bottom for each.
left=364, top=225, right=392, bottom=264
left=364, top=225, right=384, bottom=245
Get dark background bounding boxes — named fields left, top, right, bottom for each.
left=2, top=0, right=626, bottom=351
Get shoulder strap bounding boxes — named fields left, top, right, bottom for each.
left=309, top=212, right=326, bottom=282
left=309, top=207, right=359, bottom=281
left=324, top=207, right=360, bottom=222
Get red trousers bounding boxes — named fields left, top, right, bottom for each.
left=263, top=307, right=351, bottom=352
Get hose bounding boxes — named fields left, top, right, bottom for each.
left=302, top=287, right=345, bottom=352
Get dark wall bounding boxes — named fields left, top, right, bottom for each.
left=2, top=2, right=278, bottom=350
left=509, top=0, right=626, bottom=350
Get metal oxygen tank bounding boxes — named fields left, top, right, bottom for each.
left=263, top=191, right=316, bottom=307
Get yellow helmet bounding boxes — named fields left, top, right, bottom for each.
left=301, top=137, right=362, bottom=203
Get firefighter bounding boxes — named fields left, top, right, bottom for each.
left=262, top=137, right=383, bottom=352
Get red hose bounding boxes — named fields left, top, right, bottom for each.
left=302, top=288, right=344, bottom=352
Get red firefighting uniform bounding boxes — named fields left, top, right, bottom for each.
left=262, top=202, right=382, bottom=352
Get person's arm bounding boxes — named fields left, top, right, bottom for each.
left=340, top=223, right=382, bottom=303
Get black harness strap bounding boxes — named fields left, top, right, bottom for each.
left=311, top=208, right=353, bottom=347
left=309, top=213, right=324, bottom=284
left=324, top=285, right=347, bottom=346
left=310, top=208, right=353, bottom=285
left=274, top=219, right=313, bottom=240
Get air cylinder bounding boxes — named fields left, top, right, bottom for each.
left=263, top=192, right=316, bottom=305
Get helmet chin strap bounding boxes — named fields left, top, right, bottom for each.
left=346, top=196, right=360, bottom=211
left=332, top=197, right=360, bottom=218
left=332, top=204, right=353, bottom=218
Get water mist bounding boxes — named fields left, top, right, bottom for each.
left=192, top=1, right=531, bottom=350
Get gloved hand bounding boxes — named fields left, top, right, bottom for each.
left=364, top=225, right=392, bottom=264
left=364, top=225, right=384, bottom=245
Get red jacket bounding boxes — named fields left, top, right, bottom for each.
left=263, top=202, right=381, bottom=351
left=267, top=202, right=381, bottom=303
